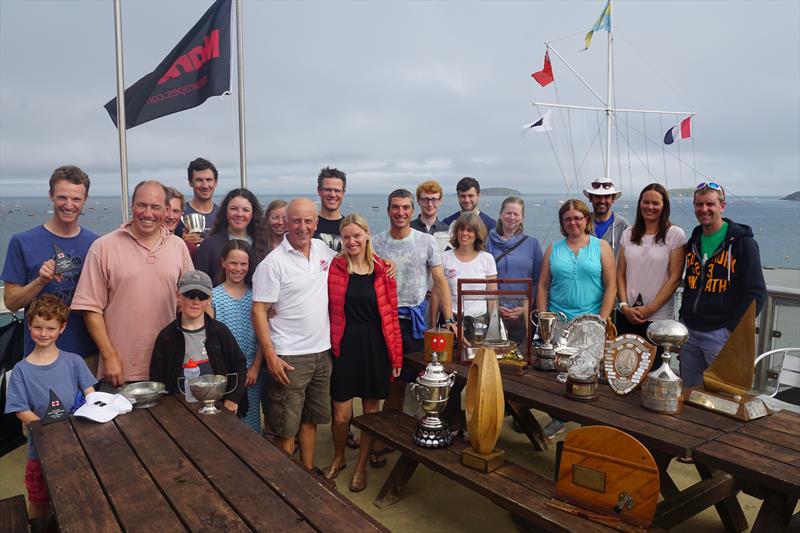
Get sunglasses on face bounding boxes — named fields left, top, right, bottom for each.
left=182, top=290, right=210, bottom=301
left=591, top=181, right=614, bottom=190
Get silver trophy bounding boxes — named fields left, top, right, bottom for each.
left=641, top=320, right=689, bottom=414
left=180, top=374, right=238, bottom=415
left=410, top=352, right=457, bottom=448
left=531, top=311, right=566, bottom=371
left=180, top=213, right=206, bottom=234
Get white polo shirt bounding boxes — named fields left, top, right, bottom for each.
left=252, top=238, right=335, bottom=355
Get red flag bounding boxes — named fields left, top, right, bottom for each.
left=531, top=51, right=554, bottom=87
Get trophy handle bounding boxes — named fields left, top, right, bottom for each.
left=448, top=372, right=456, bottom=387
left=177, top=377, right=186, bottom=395
left=530, top=310, right=540, bottom=328
left=409, top=383, right=426, bottom=403
left=224, top=373, right=239, bottom=395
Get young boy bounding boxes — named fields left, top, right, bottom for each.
left=149, top=270, right=247, bottom=414
left=5, top=294, right=97, bottom=521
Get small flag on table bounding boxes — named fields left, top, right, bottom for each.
left=522, top=110, right=553, bottom=136
left=531, top=51, right=554, bottom=87
left=664, top=116, right=692, bottom=145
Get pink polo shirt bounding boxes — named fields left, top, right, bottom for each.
left=72, top=225, right=193, bottom=381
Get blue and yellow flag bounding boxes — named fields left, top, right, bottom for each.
left=583, top=0, right=611, bottom=51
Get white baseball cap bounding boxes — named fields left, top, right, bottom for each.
left=74, top=392, right=133, bottom=423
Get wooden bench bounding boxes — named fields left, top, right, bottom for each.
left=0, top=494, right=27, bottom=533
left=353, top=410, right=666, bottom=532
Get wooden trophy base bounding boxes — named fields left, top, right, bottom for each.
left=685, top=389, right=771, bottom=421
left=461, top=447, right=506, bottom=473
left=498, top=358, right=527, bottom=376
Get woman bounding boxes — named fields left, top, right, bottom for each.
left=486, top=196, right=543, bottom=342
left=537, top=199, right=616, bottom=437
left=264, top=199, right=288, bottom=252
left=438, top=213, right=497, bottom=341
left=165, top=187, right=197, bottom=255
left=617, top=184, right=686, bottom=368
left=193, top=188, right=268, bottom=284
left=325, top=214, right=402, bottom=493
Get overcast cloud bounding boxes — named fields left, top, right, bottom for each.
left=1, top=0, right=798, bottom=199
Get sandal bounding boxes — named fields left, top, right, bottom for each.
left=349, top=470, right=367, bottom=492
left=346, top=431, right=360, bottom=450
left=322, top=462, right=347, bottom=480
left=369, top=446, right=393, bottom=468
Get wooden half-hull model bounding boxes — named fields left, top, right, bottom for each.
left=686, top=301, right=770, bottom=421
left=552, top=426, right=660, bottom=528
left=462, top=347, right=506, bottom=472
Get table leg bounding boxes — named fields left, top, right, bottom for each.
left=373, top=455, right=420, bottom=509
left=506, top=400, right=548, bottom=452
left=695, top=463, right=748, bottom=532
left=652, top=452, right=680, bottom=499
left=750, top=492, right=798, bottom=533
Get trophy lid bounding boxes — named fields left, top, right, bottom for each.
left=417, top=352, right=452, bottom=388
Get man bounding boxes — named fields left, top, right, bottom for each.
left=2, top=165, right=99, bottom=363
left=372, top=190, right=456, bottom=417
left=252, top=198, right=335, bottom=469
left=178, top=157, right=220, bottom=245
left=442, top=177, right=496, bottom=231
left=678, top=182, right=767, bottom=387
left=72, top=181, right=193, bottom=386
left=313, top=166, right=346, bottom=252
left=582, top=177, right=628, bottom=255
left=411, top=180, right=449, bottom=234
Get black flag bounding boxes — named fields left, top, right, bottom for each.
left=104, top=0, right=232, bottom=129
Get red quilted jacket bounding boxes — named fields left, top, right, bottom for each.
left=328, top=254, right=403, bottom=371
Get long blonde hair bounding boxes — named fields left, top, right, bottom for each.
left=339, top=213, right=375, bottom=275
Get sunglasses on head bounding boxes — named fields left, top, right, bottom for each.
left=696, top=182, right=722, bottom=191
left=591, top=181, right=614, bottom=190
left=182, top=290, right=210, bottom=301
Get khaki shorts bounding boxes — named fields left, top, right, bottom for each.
left=266, top=351, right=332, bottom=439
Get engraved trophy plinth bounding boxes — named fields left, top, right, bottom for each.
left=531, top=311, right=565, bottom=371
left=641, top=320, right=688, bottom=415
left=180, top=213, right=206, bottom=234
left=410, top=352, right=456, bottom=448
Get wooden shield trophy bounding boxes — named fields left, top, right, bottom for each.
left=462, top=347, right=506, bottom=472
left=686, top=301, right=770, bottom=421
left=604, top=334, right=656, bottom=395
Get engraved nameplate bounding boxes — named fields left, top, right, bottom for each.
left=744, top=400, right=768, bottom=419
left=688, top=390, right=740, bottom=415
left=605, top=334, right=656, bottom=395
left=572, top=464, right=606, bottom=493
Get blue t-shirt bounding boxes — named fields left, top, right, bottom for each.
left=593, top=213, right=614, bottom=240
left=1, top=226, right=99, bottom=357
left=212, top=285, right=257, bottom=365
left=548, top=236, right=604, bottom=320
left=5, top=351, right=97, bottom=458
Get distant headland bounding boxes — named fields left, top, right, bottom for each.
left=481, top=187, right=521, bottom=196
left=781, top=191, right=800, bottom=201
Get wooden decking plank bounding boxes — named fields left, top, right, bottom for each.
left=70, top=416, right=185, bottom=532
left=354, top=411, right=621, bottom=533
left=178, top=395, right=387, bottom=532
left=150, top=396, right=313, bottom=532
left=114, top=407, right=250, bottom=532
left=30, top=420, right=121, bottom=533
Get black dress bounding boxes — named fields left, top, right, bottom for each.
left=331, top=272, right=391, bottom=402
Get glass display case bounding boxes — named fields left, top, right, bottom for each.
left=456, top=278, right=533, bottom=364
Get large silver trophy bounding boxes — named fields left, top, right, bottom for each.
left=641, top=320, right=689, bottom=415
left=180, top=374, right=238, bottom=415
left=180, top=213, right=206, bottom=235
left=531, top=311, right=566, bottom=371
left=410, top=352, right=456, bottom=448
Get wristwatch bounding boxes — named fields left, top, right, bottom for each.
left=619, top=302, right=629, bottom=308
left=444, top=317, right=457, bottom=324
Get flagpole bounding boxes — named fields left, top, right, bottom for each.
left=113, top=0, right=130, bottom=222
left=604, top=0, right=613, bottom=182
left=235, top=0, right=247, bottom=189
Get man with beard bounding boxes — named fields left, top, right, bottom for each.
left=313, top=166, right=347, bottom=252
left=582, top=177, right=629, bottom=255
left=2, top=165, right=99, bottom=365
left=72, top=181, right=193, bottom=386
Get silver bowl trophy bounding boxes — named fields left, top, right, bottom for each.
left=180, top=374, right=238, bottom=415
left=180, top=213, right=206, bottom=235
left=531, top=311, right=566, bottom=371
left=641, top=320, right=689, bottom=414
left=410, top=352, right=456, bottom=448
left=120, top=381, right=168, bottom=409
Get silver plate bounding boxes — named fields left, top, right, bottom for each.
left=560, top=314, right=607, bottom=363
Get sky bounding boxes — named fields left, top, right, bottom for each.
left=1, top=0, right=799, bottom=199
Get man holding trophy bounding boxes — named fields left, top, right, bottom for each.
left=178, top=157, right=221, bottom=245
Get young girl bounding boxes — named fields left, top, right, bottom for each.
left=211, top=239, right=262, bottom=432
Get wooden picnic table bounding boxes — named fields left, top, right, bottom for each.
left=405, top=352, right=753, bottom=531
left=693, top=409, right=800, bottom=533
left=30, top=394, right=387, bottom=533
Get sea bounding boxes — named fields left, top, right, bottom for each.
left=1, top=193, right=799, bottom=272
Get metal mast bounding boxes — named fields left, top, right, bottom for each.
left=113, top=0, right=130, bottom=222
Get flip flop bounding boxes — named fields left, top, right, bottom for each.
left=369, top=446, right=393, bottom=468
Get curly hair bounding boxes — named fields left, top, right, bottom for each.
left=28, top=294, right=69, bottom=326
left=210, top=189, right=268, bottom=265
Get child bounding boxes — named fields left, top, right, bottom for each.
left=211, top=240, right=263, bottom=432
left=150, top=270, right=247, bottom=415
left=5, top=294, right=97, bottom=521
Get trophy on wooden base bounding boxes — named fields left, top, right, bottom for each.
left=685, top=302, right=770, bottom=421
left=410, top=352, right=456, bottom=448
left=531, top=311, right=565, bottom=371
left=604, top=334, right=656, bottom=395
left=641, top=320, right=688, bottom=415
left=462, top=347, right=506, bottom=472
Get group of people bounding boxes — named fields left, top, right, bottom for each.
left=3, top=159, right=767, bottom=520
